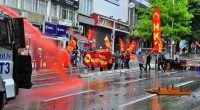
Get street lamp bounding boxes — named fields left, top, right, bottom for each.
left=129, top=2, right=135, bottom=25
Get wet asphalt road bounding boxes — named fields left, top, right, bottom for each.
left=4, top=67, right=200, bottom=110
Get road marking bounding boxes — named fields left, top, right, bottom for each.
left=33, top=75, right=66, bottom=81
left=32, top=81, right=64, bottom=88
left=119, top=94, right=157, bottom=108
left=175, top=80, right=194, bottom=87
left=32, top=72, right=57, bottom=77
left=43, top=90, right=95, bottom=102
left=115, top=78, right=147, bottom=85
left=166, top=71, right=177, bottom=75
left=118, top=80, right=193, bottom=108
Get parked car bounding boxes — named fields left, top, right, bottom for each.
left=0, top=76, right=6, bottom=110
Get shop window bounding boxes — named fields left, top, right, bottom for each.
left=51, top=3, right=57, bottom=17
left=6, top=0, right=18, bottom=8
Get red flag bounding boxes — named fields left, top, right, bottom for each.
left=119, top=37, right=125, bottom=51
left=152, top=7, right=163, bottom=53
left=104, top=36, right=111, bottom=49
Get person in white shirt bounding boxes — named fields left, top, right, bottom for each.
left=174, top=52, right=180, bottom=62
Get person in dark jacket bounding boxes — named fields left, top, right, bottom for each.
left=114, top=51, right=120, bottom=70
left=157, top=53, right=165, bottom=71
left=145, top=53, right=152, bottom=70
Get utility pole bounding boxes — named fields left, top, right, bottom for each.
left=170, top=0, right=175, bottom=59
left=111, top=21, right=116, bottom=53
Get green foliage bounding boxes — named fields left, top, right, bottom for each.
left=131, top=0, right=193, bottom=41
left=189, top=0, right=200, bottom=41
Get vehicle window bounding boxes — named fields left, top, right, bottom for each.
left=0, top=20, right=9, bottom=44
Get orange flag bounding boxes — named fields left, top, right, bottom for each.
left=128, top=40, right=136, bottom=53
left=119, top=37, right=124, bottom=51
left=125, top=38, right=130, bottom=50
left=67, top=37, right=76, bottom=52
left=104, top=36, right=111, bottom=49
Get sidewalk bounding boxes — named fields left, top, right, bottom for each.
left=78, top=60, right=153, bottom=78
left=31, top=60, right=156, bottom=77
left=79, top=67, right=140, bottom=78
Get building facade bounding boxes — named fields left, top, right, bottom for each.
left=0, top=0, right=80, bottom=49
left=79, top=0, right=130, bottom=52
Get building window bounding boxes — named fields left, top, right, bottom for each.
left=51, top=3, right=57, bottom=17
left=60, top=6, right=75, bottom=21
left=61, top=7, right=67, bottom=19
left=38, top=0, right=47, bottom=15
left=68, top=10, right=74, bottom=21
left=22, top=0, right=47, bottom=15
left=6, top=0, right=18, bottom=8
left=33, top=0, right=39, bottom=13
left=22, top=0, right=33, bottom=12
left=79, top=0, right=93, bottom=16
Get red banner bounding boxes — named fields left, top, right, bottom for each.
left=152, top=7, right=163, bottom=53
left=83, top=49, right=112, bottom=68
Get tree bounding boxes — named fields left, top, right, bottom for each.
left=188, top=0, right=200, bottom=41
left=131, top=0, right=193, bottom=42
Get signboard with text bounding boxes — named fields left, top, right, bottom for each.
left=43, top=22, right=68, bottom=37
left=43, top=22, right=57, bottom=36
left=57, top=24, right=68, bottom=36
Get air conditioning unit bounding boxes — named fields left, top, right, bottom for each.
left=72, top=21, right=79, bottom=27
left=78, top=25, right=84, bottom=34
left=21, top=11, right=28, bottom=18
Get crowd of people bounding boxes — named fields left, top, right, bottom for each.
left=136, top=51, right=168, bottom=72
left=68, top=46, right=132, bottom=70
left=69, top=47, right=181, bottom=72
left=33, top=45, right=183, bottom=73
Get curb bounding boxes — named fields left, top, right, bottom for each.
left=79, top=67, right=139, bottom=78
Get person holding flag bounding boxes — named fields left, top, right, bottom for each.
left=136, top=51, right=145, bottom=71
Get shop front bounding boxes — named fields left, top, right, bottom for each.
left=90, top=13, right=114, bottom=50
